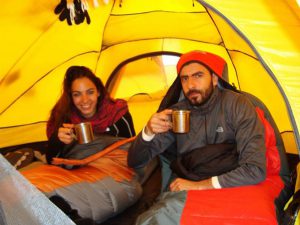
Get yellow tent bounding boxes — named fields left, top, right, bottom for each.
left=0, top=0, right=299, bottom=159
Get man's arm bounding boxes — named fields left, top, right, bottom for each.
left=127, top=109, right=173, bottom=168
left=217, top=94, right=267, bottom=187
left=127, top=131, right=153, bottom=168
left=169, top=178, right=215, bottom=191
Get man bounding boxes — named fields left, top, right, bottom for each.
left=128, top=50, right=266, bottom=192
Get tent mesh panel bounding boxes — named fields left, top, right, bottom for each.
left=0, top=155, right=74, bottom=225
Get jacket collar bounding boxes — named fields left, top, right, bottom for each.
left=185, top=87, right=221, bottom=115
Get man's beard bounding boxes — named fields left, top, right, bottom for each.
left=185, top=81, right=214, bottom=106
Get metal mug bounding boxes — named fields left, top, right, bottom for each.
left=74, top=122, right=94, bottom=144
left=172, top=110, right=190, bottom=133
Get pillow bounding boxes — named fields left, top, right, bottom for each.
left=4, top=148, right=34, bottom=170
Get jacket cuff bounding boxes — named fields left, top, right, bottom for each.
left=142, top=127, right=155, bottom=141
left=212, top=176, right=222, bottom=189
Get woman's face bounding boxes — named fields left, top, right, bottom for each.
left=71, top=77, right=100, bottom=118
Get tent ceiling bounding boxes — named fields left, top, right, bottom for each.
left=0, top=0, right=299, bottom=152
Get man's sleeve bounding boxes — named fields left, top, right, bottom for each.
left=217, top=95, right=267, bottom=187
left=127, top=132, right=155, bottom=168
left=128, top=130, right=175, bottom=169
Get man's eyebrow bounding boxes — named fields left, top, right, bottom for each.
left=180, top=71, right=204, bottom=77
left=192, top=71, right=204, bottom=76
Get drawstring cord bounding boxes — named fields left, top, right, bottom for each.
left=204, top=115, right=208, bottom=144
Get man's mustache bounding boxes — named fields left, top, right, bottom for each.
left=186, top=89, right=201, bottom=97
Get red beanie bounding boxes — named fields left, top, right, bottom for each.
left=176, top=50, right=227, bottom=79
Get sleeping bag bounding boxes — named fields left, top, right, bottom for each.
left=21, top=136, right=143, bottom=223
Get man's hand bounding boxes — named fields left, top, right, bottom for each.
left=57, top=123, right=75, bottom=144
left=169, top=178, right=214, bottom=192
left=144, top=109, right=173, bottom=135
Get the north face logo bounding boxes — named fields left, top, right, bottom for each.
left=216, top=126, right=224, bottom=132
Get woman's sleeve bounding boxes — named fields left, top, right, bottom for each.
left=46, top=131, right=66, bottom=164
left=107, top=111, right=136, bottom=138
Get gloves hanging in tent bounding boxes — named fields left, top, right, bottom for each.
left=74, top=0, right=90, bottom=25
left=54, top=0, right=93, bottom=25
left=54, top=0, right=72, bottom=25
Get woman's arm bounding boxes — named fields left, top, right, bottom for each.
left=46, top=131, right=66, bottom=164
left=106, top=111, right=136, bottom=138
left=46, top=123, right=75, bottom=164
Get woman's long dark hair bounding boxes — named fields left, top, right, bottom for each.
left=48, top=66, right=107, bottom=133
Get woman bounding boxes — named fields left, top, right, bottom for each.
left=46, top=66, right=135, bottom=163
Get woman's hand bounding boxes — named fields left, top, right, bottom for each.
left=144, top=109, right=173, bottom=135
left=57, top=123, right=75, bottom=144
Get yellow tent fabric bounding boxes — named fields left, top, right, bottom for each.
left=0, top=0, right=299, bottom=156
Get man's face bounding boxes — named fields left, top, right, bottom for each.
left=179, top=62, right=218, bottom=106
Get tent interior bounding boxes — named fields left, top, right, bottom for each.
left=1, top=0, right=300, bottom=224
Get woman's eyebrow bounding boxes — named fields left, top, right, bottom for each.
left=72, top=88, right=95, bottom=93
